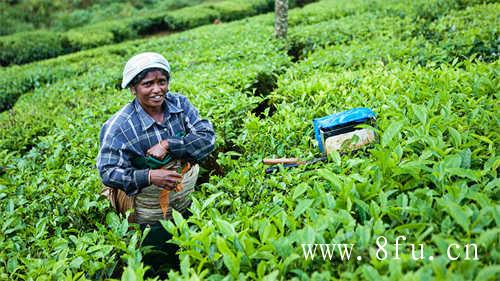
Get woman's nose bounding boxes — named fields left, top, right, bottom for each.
left=152, top=83, right=162, bottom=93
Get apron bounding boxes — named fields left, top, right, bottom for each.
left=101, top=162, right=199, bottom=224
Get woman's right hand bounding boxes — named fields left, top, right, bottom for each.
left=146, top=140, right=169, bottom=160
left=149, top=169, right=183, bottom=190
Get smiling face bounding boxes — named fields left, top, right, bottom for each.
left=130, top=69, right=169, bottom=112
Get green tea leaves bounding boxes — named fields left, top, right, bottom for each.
left=216, top=236, right=240, bottom=278
left=216, top=219, right=236, bottom=238
left=474, top=266, right=500, bottom=281
left=0, top=0, right=498, bottom=279
left=411, top=103, right=427, bottom=125
left=381, top=120, right=405, bottom=147
left=293, top=199, right=314, bottom=219
left=448, top=127, right=462, bottom=146
left=440, top=200, right=471, bottom=232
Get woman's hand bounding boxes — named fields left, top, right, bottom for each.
left=146, top=140, right=169, bottom=159
left=149, top=169, right=183, bottom=190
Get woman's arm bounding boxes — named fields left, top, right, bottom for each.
left=165, top=95, right=215, bottom=162
left=97, top=131, right=149, bottom=196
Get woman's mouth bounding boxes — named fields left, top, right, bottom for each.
left=150, top=95, right=163, bottom=101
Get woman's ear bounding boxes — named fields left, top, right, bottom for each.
left=129, top=85, right=136, bottom=95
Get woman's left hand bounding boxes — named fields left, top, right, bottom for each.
left=146, top=140, right=169, bottom=159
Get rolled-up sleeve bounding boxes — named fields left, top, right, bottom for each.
left=167, top=96, right=215, bottom=162
left=97, top=128, right=149, bottom=196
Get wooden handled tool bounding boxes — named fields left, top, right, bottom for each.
left=262, top=158, right=300, bottom=165
left=264, top=156, right=327, bottom=174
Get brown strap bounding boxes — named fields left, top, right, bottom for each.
left=101, top=186, right=136, bottom=223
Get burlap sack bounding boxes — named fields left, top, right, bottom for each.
left=101, top=163, right=199, bottom=224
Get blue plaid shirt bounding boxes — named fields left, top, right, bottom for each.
left=97, top=92, right=215, bottom=195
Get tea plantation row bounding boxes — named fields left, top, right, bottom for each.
left=0, top=0, right=498, bottom=280
left=0, top=0, right=318, bottom=68
left=0, top=0, right=282, bottom=67
left=0, top=0, right=323, bottom=111
left=0, top=0, right=208, bottom=36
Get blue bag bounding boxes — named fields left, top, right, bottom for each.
left=313, top=108, right=376, bottom=153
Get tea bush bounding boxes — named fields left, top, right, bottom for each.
left=0, top=31, right=69, bottom=67
left=0, top=0, right=207, bottom=36
left=0, top=0, right=280, bottom=67
left=0, top=0, right=498, bottom=280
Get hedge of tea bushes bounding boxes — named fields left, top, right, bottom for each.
left=0, top=0, right=210, bottom=36
left=0, top=0, right=315, bottom=67
left=0, top=0, right=321, bottom=112
left=0, top=0, right=282, bottom=67
left=0, top=18, right=292, bottom=154
left=0, top=0, right=498, bottom=279
left=163, top=3, right=499, bottom=280
left=0, top=35, right=282, bottom=281
left=286, top=1, right=499, bottom=64
left=168, top=47, right=499, bottom=281
left=285, top=5, right=499, bottom=77
left=2, top=0, right=494, bottom=113
left=426, top=4, right=500, bottom=63
left=286, top=0, right=498, bottom=28
left=0, top=49, right=128, bottom=112
left=0, top=9, right=300, bottom=279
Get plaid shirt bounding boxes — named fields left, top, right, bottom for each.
left=97, top=92, right=215, bottom=195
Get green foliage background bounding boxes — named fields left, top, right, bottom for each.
left=0, top=0, right=206, bottom=35
left=0, top=0, right=498, bottom=280
left=0, top=0, right=284, bottom=67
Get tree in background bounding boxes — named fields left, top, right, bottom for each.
left=275, top=0, right=288, bottom=38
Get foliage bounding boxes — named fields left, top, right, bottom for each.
left=164, top=6, right=221, bottom=30
left=0, top=2, right=35, bottom=36
left=0, top=0, right=278, bottom=67
left=0, top=0, right=498, bottom=280
left=0, top=31, right=69, bottom=67
left=0, top=0, right=206, bottom=35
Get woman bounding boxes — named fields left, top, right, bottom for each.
left=97, top=52, right=215, bottom=273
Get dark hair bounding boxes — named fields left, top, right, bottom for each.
left=129, top=67, right=170, bottom=87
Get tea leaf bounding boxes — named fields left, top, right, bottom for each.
left=474, top=266, right=500, bottom=281
left=293, top=199, right=314, bottom=218
left=443, top=201, right=470, bottom=232
left=381, top=121, right=404, bottom=147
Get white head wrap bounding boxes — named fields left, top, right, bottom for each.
left=121, top=52, right=170, bottom=88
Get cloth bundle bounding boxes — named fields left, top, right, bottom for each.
left=101, top=161, right=199, bottom=224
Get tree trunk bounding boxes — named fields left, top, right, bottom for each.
left=275, top=0, right=288, bottom=38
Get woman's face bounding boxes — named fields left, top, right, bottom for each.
left=131, top=70, right=168, bottom=110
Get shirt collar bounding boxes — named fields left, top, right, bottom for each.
left=165, top=92, right=183, bottom=114
left=133, top=92, right=183, bottom=131
left=133, top=99, right=155, bottom=131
